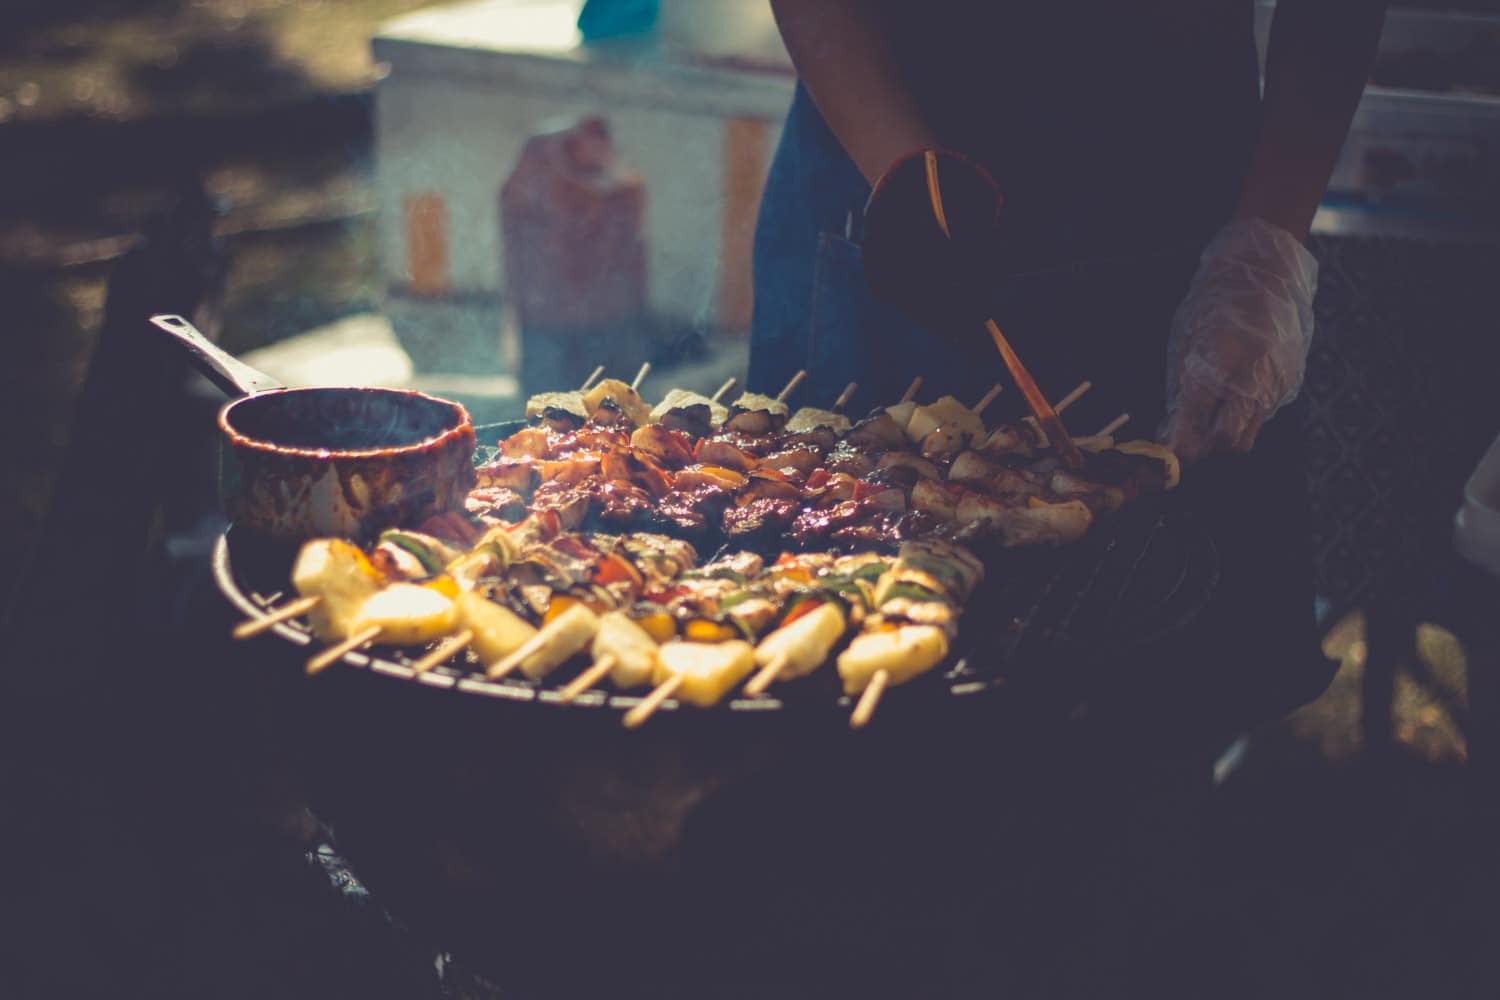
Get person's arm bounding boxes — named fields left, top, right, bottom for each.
left=1163, top=0, right=1387, bottom=462
left=768, top=0, right=939, bottom=184
left=1234, top=0, right=1388, bottom=240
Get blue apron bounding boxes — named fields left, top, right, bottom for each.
left=750, top=84, right=1335, bottom=726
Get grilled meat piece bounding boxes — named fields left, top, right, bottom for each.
left=630, top=423, right=697, bottom=470
left=475, top=458, right=541, bottom=498
left=844, top=410, right=909, bottom=451
left=654, top=484, right=733, bottom=537
left=530, top=481, right=592, bottom=532
left=466, top=486, right=529, bottom=524
left=824, top=441, right=876, bottom=478
left=722, top=497, right=800, bottom=542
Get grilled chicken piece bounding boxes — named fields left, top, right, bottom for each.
left=876, top=451, right=940, bottom=481
left=650, top=389, right=728, bottom=437
left=957, top=494, right=1093, bottom=546
left=601, top=449, right=673, bottom=498
left=529, top=482, right=592, bottom=532
left=844, top=410, right=909, bottom=451
left=948, top=451, right=1044, bottom=495
left=475, top=458, right=542, bottom=498
left=465, top=486, right=528, bottom=524
left=674, top=464, right=748, bottom=493
left=694, top=435, right=759, bottom=472
left=722, top=497, right=800, bottom=541
left=501, top=426, right=559, bottom=460
left=654, top=485, right=733, bottom=538
left=976, top=423, right=1036, bottom=459
left=725, top=392, right=790, bottom=436
left=1049, top=470, right=1127, bottom=513
left=824, top=441, right=876, bottom=478
left=758, top=447, right=820, bottom=478
left=525, top=391, right=590, bottom=429
left=911, top=477, right=964, bottom=522
left=629, top=423, right=697, bottom=470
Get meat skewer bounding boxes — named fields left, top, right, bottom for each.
left=630, top=362, right=651, bottom=392
left=1097, top=413, right=1130, bottom=437
left=900, top=376, right=923, bottom=403
left=971, top=383, right=1003, bottom=419
left=710, top=377, right=737, bottom=404
left=580, top=365, right=606, bottom=391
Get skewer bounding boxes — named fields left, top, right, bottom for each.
left=559, top=654, right=618, bottom=703
left=923, top=151, right=952, bottom=239
left=710, top=377, right=737, bottom=404
left=233, top=595, right=320, bottom=640
left=410, top=629, right=474, bottom=675
left=849, top=669, right=889, bottom=729
left=919, top=154, right=1083, bottom=469
left=899, top=376, right=924, bottom=403
left=971, top=383, right=1003, bottom=419
left=629, top=363, right=651, bottom=392
left=775, top=369, right=807, bottom=404
left=831, top=381, right=858, bottom=414
left=623, top=675, right=684, bottom=729
left=1097, top=413, right=1130, bottom=437
left=307, top=626, right=382, bottom=676
left=580, top=365, right=606, bottom=391
left=742, top=652, right=790, bottom=698
left=1025, top=380, right=1093, bottom=438
left=486, top=628, right=548, bottom=680
left=1054, top=380, right=1092, bottom=415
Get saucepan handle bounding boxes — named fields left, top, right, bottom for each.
left=150, top=313, right=285, bottom=398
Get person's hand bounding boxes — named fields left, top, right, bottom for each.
left=861, top=148, right=1005, bottom=341
left=1162, top=218, right=1319, bottom=463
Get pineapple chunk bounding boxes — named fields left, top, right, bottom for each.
left=592, top=611, right=660, bottom=689
left=883, top=401, right=917, bottom=433
left=785, top=407, right=851, bottom=436
left=518, top=603, right=599, bottom=681
left=454, top=591, right=538, bottom=666
left=837, top=625, right=949, bottom=695
left=653, top=640, right=756, bottom=707
left=904, top=395, right=984, bottom=445
left=292, top=538, right=384, bottom=641
left=754, top=602, right=847, bottom=682
left=350, top=583, right=458, bottom=646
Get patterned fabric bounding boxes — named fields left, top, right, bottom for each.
left=1304, top=234, right=1500, bottom=621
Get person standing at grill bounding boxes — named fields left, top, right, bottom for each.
left=753, top=0, right=1386, bottom=717
left=741, top=1, right=1389, bottom=992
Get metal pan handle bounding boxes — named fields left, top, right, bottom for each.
left=150, top=313, right=285, bottom=398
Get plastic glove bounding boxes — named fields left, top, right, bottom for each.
left=861, top=148, right=1006, bottom=341
left=1162, top=218, right=1318, bottom=463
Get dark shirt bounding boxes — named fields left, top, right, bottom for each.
left=872, top=0, right=1262, bottom=266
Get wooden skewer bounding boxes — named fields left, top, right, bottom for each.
left=487, top=629, right=548, bottom=680
left=1097, top=413, right=1130, bottom=437
left=233, top=595, right=320, bottom=640
left=849, top=669, right=889, bottom=729
left=775, top=369, right=807, bottom=404
left=559, top=654, right=618, bottom=703
left=630, top=363, right=651, bottom=392
left=923, top=151, right=952, bottom=239
left=899, top=376, right=924, bottom=403
left=742, top=652, right=790, bottom=698
left=919, top=154, right=1083, bottom=469
left=623, top=675, right=683, bottom=729
left=410, top=629, right=474, bottom=675
left=307, top=625, right=382, bottom=676
left=831, top=382, right=858, bottom=414
left=971, top=383, right=1003, bottom=418
left=710, top=377, right=737, bottom=404
left=1054, top=380, right=1092, bottom=415
left=580, top=365, right=606, bottom=391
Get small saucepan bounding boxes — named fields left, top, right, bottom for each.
left=152, top=314, right=476, bottom=541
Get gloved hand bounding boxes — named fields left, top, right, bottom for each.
left=861, top=148, right=1006, bottom=341
left=1162, top=218, right=1319, bottom=463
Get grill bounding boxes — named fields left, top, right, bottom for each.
left=214, top=422, right=1218, bottom=721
